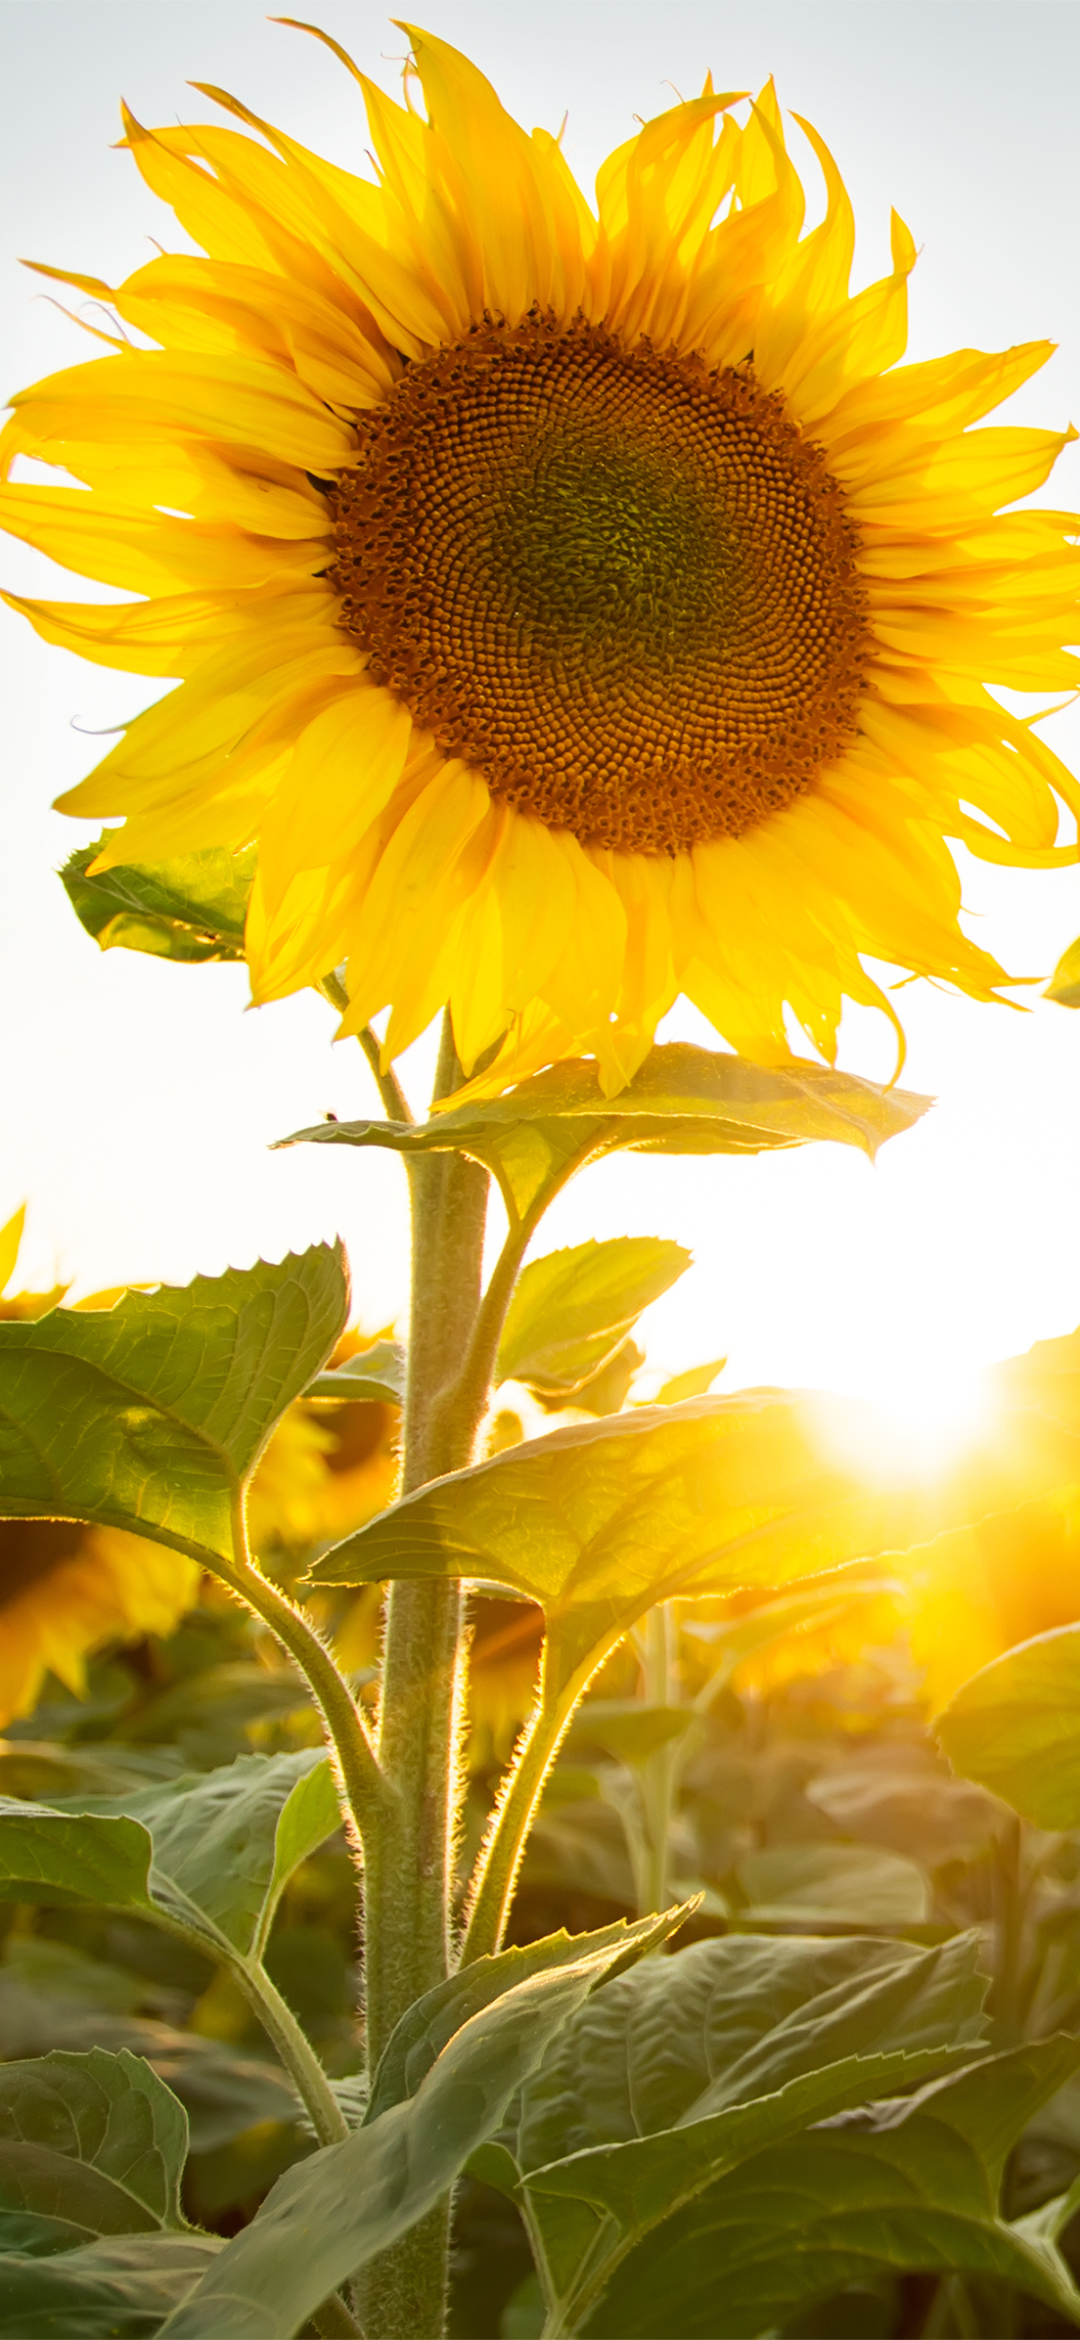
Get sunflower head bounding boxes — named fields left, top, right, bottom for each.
left=4, top=24, right=1079, bottom=1091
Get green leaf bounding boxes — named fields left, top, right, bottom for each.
left=478, top=1931, right=989, bottom=2331
left=72, top=1750, right=340, bottom=1961
left=280, top=1042, right=931, bottom=1220
left=0, top=1803, right=152, bottom=1910
left=685, top=1570, right=898, bottom=1696
left=496, top=1239, right=690, bottom=1396
left=734, top=1842, right=931, bottom=1927
left=305, top=1339, right=404, bottom=1405
left=0, top=2234, right=221, bottom=2338
left=311, top=1318, right=1080, bottom=1700
left=61, top=836, right=254, bottom=964
left=579, top=2040, right=1080, bottom=2337
left=1047, top=932, right=1080, bottom=1007
left=0, top=2049, right=189, bottom=2256
left=366, top=1907, right=687, bottom=2126
left=157, top=1923, right=664, bottom=2339
left=937, top=1623, right=1080, bottom=1827
left=533, top=1336, right=643, bottom=1418
left=0, top=1246, right=349, bottom=1564
left=563, top=1702, right=694, bottom=1767
left=307, top=1393, right=940, bottom=1699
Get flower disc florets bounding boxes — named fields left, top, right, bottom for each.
left=329, top=314, right=869, bottom=853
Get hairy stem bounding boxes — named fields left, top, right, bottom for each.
left=361, top=1015, right=490, bottom=2340
left=153, top=1898, right=348, bottom=2151
left=459, top=1673, right=578, bottom=1966
left=223, top=1510, right=389, bottom=1855
left=639, top=1602, right=678, bottom=1918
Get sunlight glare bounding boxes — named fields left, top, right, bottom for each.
left=809, top=1357, right=995, bottom=1487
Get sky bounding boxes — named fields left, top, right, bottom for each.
left=3, top=0, right=1080, bottom=1427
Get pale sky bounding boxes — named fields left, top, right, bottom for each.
left=4, top=0, right=1080, bottom=1424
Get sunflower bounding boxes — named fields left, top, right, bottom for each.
left=3, top=25, right=1079, bottom=1091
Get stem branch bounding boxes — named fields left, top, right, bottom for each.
left=223, top=1507, right=390, bottom=1855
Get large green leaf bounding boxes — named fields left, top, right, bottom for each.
left=0, top=2234, right=221, bottom=2338
left=311, top=1326, right=1080, bottom=1699
left=72, top=1751, right=341, bottom=1961
left=0, top=1803, right=152, bottom=1910
left=496, top=1238, right=690, bottom=1396
left=0, top=2049, right=189, bottom=2257
left=307, top=1394, right=923, bottom=1697
left=580, top=2041, right=1080, bottom=2337
left=0, top=1247, right=349, bottom=1564
left=473, top=1931, right=988, bottom=2329
left=366, top=1908, right=687, bottom=2126
left=158, top=1923, right=668, bottom=2339
left=281, top=1042, right=931, bottom=1219
left=61, top=836, right=253, bottom=964
left=937, top=1623, right=1080, bottom=1828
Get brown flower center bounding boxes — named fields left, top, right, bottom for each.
left=0, top=1516, right=85, bottom=1605
left=329, top=316, right=868, bottom=854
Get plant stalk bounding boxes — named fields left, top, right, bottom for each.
left=361, top=1014, right=490, bottom=2340
left=639, top=1602, right=678, bottom=1918
left=223, top=1514, right=388, bottom=1855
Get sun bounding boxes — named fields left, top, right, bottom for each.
left=809, top=1356, right=993, bottom=1485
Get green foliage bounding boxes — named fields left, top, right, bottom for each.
left=281, top=1040, right=931, bottom=1219
left=471, top=1931, right=992, bottom=2330
left=939, top=1623, right=1080, bottom=1827
left=157, top=1926, right=672, bottom=2338
left=0, top=1803, right=152, bottom=1910
left=309, top=1393, right=931, bottom=1698
left=0, top=2234, right=223, bottom=2338
left=61, top=837, right=254, bottom=965
left=0, top=1247, right=349, bottom=1563
left=366, top=1909, right=687, bottom=2124
left=70, top=1751, right=341, bottom=1960
left=581, top=2043, right=1080, bottom=2336
left=0, top=2047, right=189, bottom=2251
left=495, top=1237, right=690, bottom=1399
left=306, top=1339, right=405, bottom=1404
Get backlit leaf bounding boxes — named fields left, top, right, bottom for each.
left=497, top=1238, right=690, bottom=1395
left=281, top=1043, right=931, bottom=1219
left=61, top=836, right=254, bottom=964
left=937, top=1623, right=1080, bottom=1828
left=311, top=1326, right=1080, bottom=1700
left=0, top=1247, right=349, bottom=1564
left=305, top=1338, right=404, bottom=1404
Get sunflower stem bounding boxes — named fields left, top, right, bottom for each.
left=459, top=1660, right=581, bottom=1965
left=361, top=1013, right=490, bottom=2340
left=222, top=1504, right=389, bottom=1858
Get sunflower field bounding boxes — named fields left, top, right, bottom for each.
left=5, top=18, right=1080, bottom=2339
